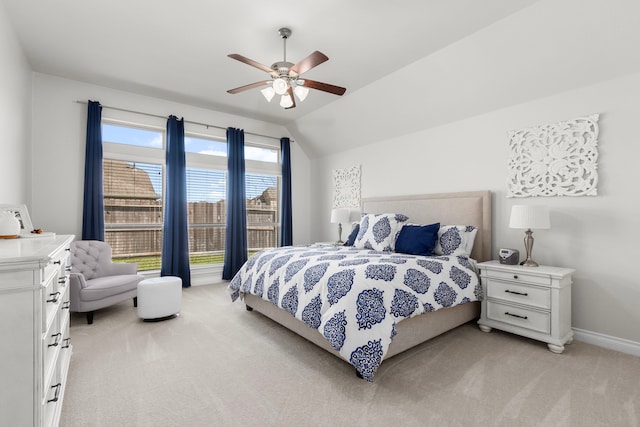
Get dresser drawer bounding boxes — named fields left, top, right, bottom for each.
left=486, top=279, right=550, bottom=309
left=483, top=268, right=551, bottom=286
left=487, top=301, right=550, bottom=334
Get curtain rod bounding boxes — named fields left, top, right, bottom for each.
left=74, top=100, right=292, bottom=143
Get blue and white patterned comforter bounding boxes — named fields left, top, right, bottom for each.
left=228, top=245, right=481, bottom=381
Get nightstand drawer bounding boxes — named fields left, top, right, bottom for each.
left=486, top=279, right=550, bottom=309
left=484, top=269, right=551, bottom=286
left=487, top=301, right=550, bottom=334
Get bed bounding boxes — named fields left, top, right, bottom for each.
left=228, top=190, right=491, bottom=380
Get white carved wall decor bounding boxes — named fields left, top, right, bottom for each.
left=332, top=165, right=361, bottom=208
left=507, top=114, right=599, bottom=197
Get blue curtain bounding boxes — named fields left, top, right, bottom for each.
left=222, top=127, right=248, bottom=280
left=81, top=100, right=105, bottom=241
left=161, top=116, right=191, bottom=287
left=280, top=137, right=293, bottom=246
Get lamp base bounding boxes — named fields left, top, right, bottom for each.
left=520, top=259, right=539, bottom=267
left=521, top=228, right=540, bottom=267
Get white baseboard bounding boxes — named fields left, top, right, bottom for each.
left=573, top=327, right=640, bottom=357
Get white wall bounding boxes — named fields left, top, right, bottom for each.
left=312, top=72, right=640, bottom=344
left=30, top=73, right=311, bottom=245
left=0, top=1, right=31, bottom=205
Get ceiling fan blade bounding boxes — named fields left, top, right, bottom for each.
left=227, top=81, right=270, bottom=94
left=301, top=79, right=346, bottom=96
left=290, top=51, right=329, bottom=75
left=285, top=87, right=296, bottom=109
left=227, top=54, right=275, bottom=74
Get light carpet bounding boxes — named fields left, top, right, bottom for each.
left=60, top=284, right=640, bottom=427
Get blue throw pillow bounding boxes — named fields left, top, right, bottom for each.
left=344, top=224, right=360, bottom=246
left=395, top=223, right=440, bottom=256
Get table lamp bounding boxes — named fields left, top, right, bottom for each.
left=509, top=205, right=550, bottom=267
left=330, top=208, right=350, bottom=245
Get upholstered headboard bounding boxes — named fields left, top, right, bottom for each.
left=362, top=190, right=492, bottom=262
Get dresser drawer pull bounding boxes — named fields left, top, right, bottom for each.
left=48, top=333, right=62, bottom=347
left=505, top=311, right=528, bottom=320
left=505, top=289, right=528, bottom=296
left=53, top=260, right=62, bottom=265
left=65, top=266, right=72, bottom=272
left=513, top=275, right=519, bottom=279
left=47, top=292, right=61, bottom=303
left=62, top=301, right=70, bottom=310
left=47, top=383, right=62, bottom=403
left=65, top=248, right=71, bottom=251
left=62, top=338, right=71, bottom=349
left=58, top=276, right=68, bottom=284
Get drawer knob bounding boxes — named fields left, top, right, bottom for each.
left=505, top=311, right=528, bottom=320
left=513, top=275, right=518, bottom=279
left=505, top=289, right=528, bottom=296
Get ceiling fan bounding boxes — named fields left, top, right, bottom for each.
left=227, top=27, right=346, bottom=109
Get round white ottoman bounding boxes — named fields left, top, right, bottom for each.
left=137, top=276, right=182, bottom=321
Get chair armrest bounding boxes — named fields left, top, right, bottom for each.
left=105, top=262, right=139, bottom=276
left=69, top=272, right=88, bottom=289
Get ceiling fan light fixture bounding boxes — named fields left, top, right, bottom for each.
left=272, top=78, right=289, bottom=95
left=294, top=85, right=309, bottom=102
left=226, top=27, right=346, bottom=110
left=261, top=86, right=275, bottom=102
left=280, top=94, right=294, bottom=108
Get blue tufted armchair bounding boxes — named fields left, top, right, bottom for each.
left=69, top=240, right=144, bottom=324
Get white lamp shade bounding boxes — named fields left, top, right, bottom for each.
left=330, top=208, right=350, bottom=224
left=279, top=94, right=293, bottom=108
left=509, top=205, right=550, bottom=229
left=272, top=78, right=288, bottom=95
left=260, top=86, right=275, bottom=102
left=294, top=85, right=309, bottom=102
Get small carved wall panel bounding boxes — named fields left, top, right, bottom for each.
left=333, top=165, right=361, bottom=208
left=507, top=114, right=599, bottom=197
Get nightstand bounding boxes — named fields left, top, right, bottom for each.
left=477, top=260, right=575, bottom=353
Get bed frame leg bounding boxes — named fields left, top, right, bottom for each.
left=245, top=305, right=253, bottom=311
left=355, top=370, right=363, bottom=379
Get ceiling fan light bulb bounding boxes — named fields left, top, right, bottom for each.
left=261, top=87, right=275, bottom=102
left=273, top=78, right=289, bottom=95
left=280, top=94, right=293, bottom=108
left=294, top=85, right=309, bottom=102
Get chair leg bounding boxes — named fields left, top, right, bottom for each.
left=133, top=297, right=138, bottom=307
left=86, top=311, right=94, bottom=324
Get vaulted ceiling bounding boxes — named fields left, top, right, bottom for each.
left=5, top=0, right=640, bottom=158
left=3, top=1, right=536, bottom=144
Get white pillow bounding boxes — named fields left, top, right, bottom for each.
left=433, top=225, right=478, bottom=257
left=353, top=213, right=409, bottom=252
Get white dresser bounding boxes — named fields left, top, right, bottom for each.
left=0, top=234, right=74, bottom=427
left=477, top=260, right=575, bottom=353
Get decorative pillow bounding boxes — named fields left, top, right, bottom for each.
left=433, top=225, right=478, bottom=257
left=343, top=223, right=360, bottom=246
left=353, top=213, right=409, bottom=252
left=395, top=223, right=440, bottom=256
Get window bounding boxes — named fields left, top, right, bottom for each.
left=246, top=173, right=279, bottom=253
left=102, top=121, right=281, bottom=271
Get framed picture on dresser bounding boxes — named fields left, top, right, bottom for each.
left=0, top=204, right=34, bottom=234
